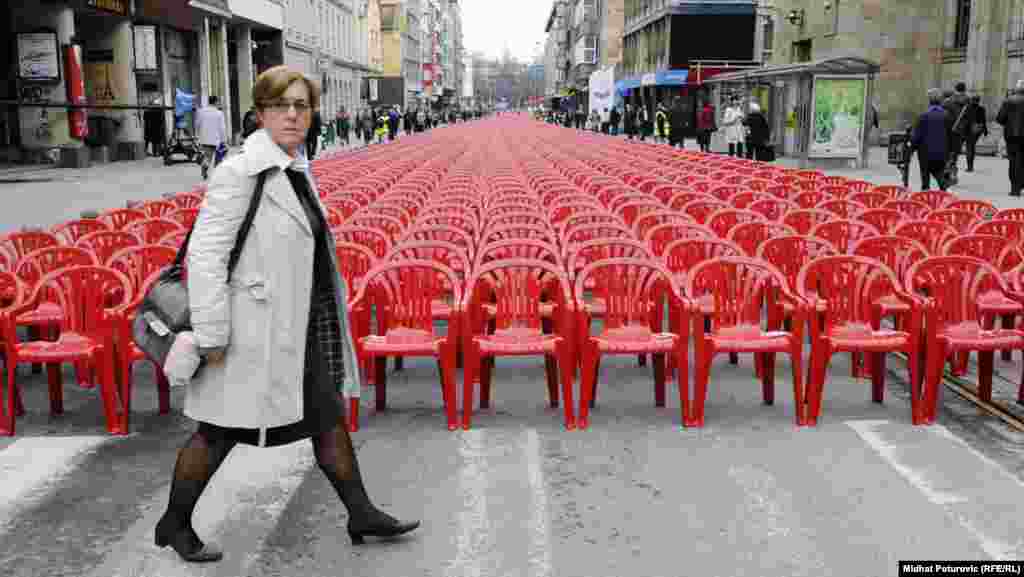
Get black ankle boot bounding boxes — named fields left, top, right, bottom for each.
left=345, top=502, right=421, bottom=545
left=154, top=514, right=223, bottom=562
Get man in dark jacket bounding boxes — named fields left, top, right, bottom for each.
left=744, top=102, right=771, bottom=161
left=305, top=109, right=322, bottom=159
left=943, top=82, right=971, bottom=172
left=669, top=97, right=688, bottom=148
left=912, top=89, right=951, bottom=191
left=997, top=80, right=1024, bottom=196
left=964, top=95, right=988, bottom=172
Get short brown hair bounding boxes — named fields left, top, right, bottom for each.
left=252, top=65, right=320, bottom=111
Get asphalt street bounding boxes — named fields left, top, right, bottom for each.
left=0, top=135, right=1022, bottom=577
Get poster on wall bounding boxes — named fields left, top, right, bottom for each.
left=17, top=31, right=61, bottom=81
left=588, top=66, right=615, bottom=117
left=809, top=75, right=867, bottom=158
left=85, top=49, right=117, bottom=105
left=133, top=25, right=158, bottom=72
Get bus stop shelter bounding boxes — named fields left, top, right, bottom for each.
left=703, top=56, right=880, bottom=170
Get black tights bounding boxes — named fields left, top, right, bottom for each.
left=161, top=413, right=384, bottom=538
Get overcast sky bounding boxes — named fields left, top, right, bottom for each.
left=461, top=0, right=551, bottom=62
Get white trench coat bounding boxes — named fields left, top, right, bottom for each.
left=185, top=129, right=362, bottom=437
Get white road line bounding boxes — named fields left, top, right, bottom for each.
left=525, top=428, right=553, bottom=577
left=446, top=429, right=489, bottom=577
left=0, top=436, right=113, bottom=534
left=84, top=442, right=313, bottom=577
left=848, top=420, right=1024, bottom=560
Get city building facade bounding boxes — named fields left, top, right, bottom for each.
left=567, top=0, right=625, bottom=111
left=374, top=0, right=422, bottom=109
left=544, top=1, right=570, bottom=100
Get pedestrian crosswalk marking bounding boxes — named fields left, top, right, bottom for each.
left=525, top=428, right=553, bottom=577
left=848, top=419, right=1024, bottom=560
left=0, top=436, right=113, bottom=534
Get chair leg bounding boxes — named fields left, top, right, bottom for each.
left=348, top=397, right=360, bottom=432
left=544, top=354, right=559, bottom=408
left=590, top=355, right=601, bottom=408
left=1, top=356, right=17, bottom=435
left=98, top=349, right=127, bottom=435
left=921, top=346, right=944, bottom=426
left=761, top=353, right=776, bottom=405
left=47, top=363, right=64, bottom=416
left=462, top=342, right=479, bottom=430
left=577, top=341, right=599, bottom=430
left=1001, top=316, right=1014, bottom=362
left=676, top=346, right=689, bottom=426
left=652, top=353, right=666, bottom=408
left=805, top=348, right=827, bottom=427
left=155, top=365, right=171, bottom=415
left=871, top=352, right=886, bottom=403
left=729, top=352, right=739, bottom=365
left=688, top=350, right=712, bottom=427
left=557, top=342, right=575, bottom=430
left=441, top=343, right=458, bottom=431
left=374, top=356, right=387, bottom=412
left=480, top=357, right=493, bottom=409
left=978, top=350, right=994, bottom=403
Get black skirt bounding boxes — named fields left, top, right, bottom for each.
left=196, top=334, right=342, bottom=446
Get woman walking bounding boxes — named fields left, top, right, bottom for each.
left=155, top=65, right=419, bottom=563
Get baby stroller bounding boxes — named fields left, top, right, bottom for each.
left=163, top=88, right=203, bottom=167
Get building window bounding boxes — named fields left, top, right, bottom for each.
left=763, top=17, right=774, bottom=61
left=954, top=0, right=971, bottom=48
left=381, top=5, right=397, bottom=30
left=828, top=0, right=840, bottom=35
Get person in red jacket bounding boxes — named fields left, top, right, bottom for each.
left=696, top=101, right=716, bottom=152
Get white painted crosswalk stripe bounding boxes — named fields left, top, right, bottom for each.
left=0, top=436, right=113, bottom=534
left=848, top=420, right=1024, bottom=560
left=82, top=442, right=313, bottom=577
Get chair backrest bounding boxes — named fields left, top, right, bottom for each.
left=107, top=244, right=178, bottom=290
left=927, top=209, right=981, bottom=235
left=565, top=238, right=652, bottom=280
left=909, top=190, right=955, bottom=211
left=663, top=237, right=744, bottom=276
left=99, top=208, right=148, bottom=230
left=943, top=234, right=1024, bottom=272
left=893, top=219, right=959, bottom=255
left=632, top=210, right=695, bottom=241
left=475, top=238, right=562, bottom=269
left=706, top=208, right=767, bottom=239
left=748, top=198, right=798, bottom=222
left=794, top=190, right=836, bottom=210
left=76, top=230, right=142, bottom=265
left=464, top=258, right=571, bottom=332
left=348, top=213, right=405, bottom=242
left=796, top=255, right=905, bottom=327
left=574, top=257, right=679, bottom=330
left=848, top=191, right=891, bottom=210
left=126, top=218, right=185, bottom=244
left=852, top=235, right=930, bottom=283
left=30, top=265, right=132, bottom=335
left=782, top=209, right=834, bottom=236
left=856, top=208, right=905, bottom=235
left=352, top=259, right=461, bottom=333
left=684, top=257, right=791, bottom=328
left=810, top=219, right=881, bottom=254
left=52, top=219, right=110, bottom=245
left=668, top=191, right=716, bottom=211
left=142, top=200, right=178, bottom=218
left=816, top=199, right=868, bottom=219
left=172, top=193, right=203, bottom=209
left=679, top=199, right=729, bottom=224
left=905, top=256, right=1007, bottom=329
left=0, top=271, right=25, bottom=311
left=727, top=221, right=798, bottom=257
left=948, top=199, right=997, bottom=219
left=15, top=246, right=98, bottom=286
left=479, top=223, right=556, bottom=246
left=2, top=230, right=60, bottom=262
left=333, top=225, right=392, bottom=258
left=757, top=235, right=839, bottom=287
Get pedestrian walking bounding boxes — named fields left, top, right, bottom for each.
left=144, top=97, right=166, bottom=157
left=610, top=106, right=621, bottom=136
left=305, top=108, right=322, bottom=159
left=155, top=65, right=418, bottom=564
left=669, top=97, right=688, bottom=149
left=943, top=82, right=971, bottom=176
left=387, top=107, right=399, bottom=141
left=997, top=80, right=1024, bottom=196
left=361, top=109, right=375, bottom=144
left=911, top=88, right=952, bottom=191
left=655, top=103, right=669, bottom=144
left=964, top=95, right=988, bottom=172
left=696, top=100, right=716, bottom=152
left=242, top=107, right=261, bottom=140
left=337, top=108, right=351, bottom=147
left=196, top=95, right=227, bottom=180
left=722, top=97, right=745, bottom=157
left=624, top=104, right=635, bottom=140
left=743, top=102, right=771, bottom=161
left=637, top=103, right=651, bottom=141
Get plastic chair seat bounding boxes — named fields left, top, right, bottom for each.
left=361, top=328, right=443, bottom=355
left=709, top=324, right=792, bottom=353
left=593, top=324, right=677, bottom=353
left=16, top=303, right=63, bottom=326
left=938, top=322, right=1024, bottom=352
left=826, top=323, right=911, bottom=352
left=977, top=292, right=1023, bottom=315
left=18, top=331, right=103, bottom=362
left=475, top=326, right=561, bottom=355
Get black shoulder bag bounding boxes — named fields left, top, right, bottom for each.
left=132, top=168, right=273, bottom=371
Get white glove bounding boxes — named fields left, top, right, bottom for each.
left=164, top=331, right=202, bottom=388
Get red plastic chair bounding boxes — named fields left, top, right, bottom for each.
left=727, top=221, right=797, bottom=257
left=798, top=256, right=922, bottom=425
left=574, top=258, right=687, bottom=428
left=894, top=220, right=958, bottom=255
left=909, top=190, right=955, bottom=211
left=476, top=239, right=562, bottom=270
left=906, top=256, right=1024, bottom=423
left=706, top=208, right=766, bottom=239
left=349, top=260, right=462, bottom=431
left=764, top=184, right=798, bottom=201
left=480, top=224, right=556, bottom=246
left=928, top=209, right=980, bottom=235
left=333, top=225, right=392, bottom=258
left=560, top=223, right=636, bottom=258
left=99, top=208, right=148, bottom=231
left=870, top=185, right=907, bottom=200
left=167, top=208, right=199, bottom=229
left=994, top=208, right=1024, bottom=223
left=2, top=230, right=60, bottom=263
left=401, top=225, right=476, bottom=261
left=849, top=192, right=891, bottom=210
left=816, top=184, right=852, bottom=199
left=644, top=222, right=714, bottom=257
left=172, top=193, right=203, bottom=209
left=1, top=266, right=132, bottom=436
left=684, top=257, right=806, bottom=427
left=948, top=199, right=997, bottom=219
left=52, top=219, right=110, bottom=245
left=141, top=200, right=177, bottom=218
left=853, top=235, right=930, bottom=331
left=748, top=198, right=798, bottom=222
left=729, top=191, right=773, bottom=210
left=632, top=210, right=694, bottom=241
left=816, top=199, right=868, bottom=219
left=883, top=199, right=932, bottom=220
left=856, top=208, right=905, bottom=235
left=810, top=220, right=881, bottom=254
left=461, top=259, right=575, bottom=429
left=158, top=230, right=188, bottom=249
left=76, top=230, right=141, bottom=265
left=972, top=219, right=1024, bottom=243
left=348, top=213, right=405, bottom=243
left=680, top=199, right=729, bottom=225
left=108, top=246, right=177, bottom=417
left=126, top=218, right=184, bottom=245
left=782, top=209, right=834, bottom=236
left=794, top=190, right=836, bottom=210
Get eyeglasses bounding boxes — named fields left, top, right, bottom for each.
left=262, top=99, right=311, bottom=114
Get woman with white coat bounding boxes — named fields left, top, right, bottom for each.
left=722, top=96, right=746, bottom=157
left=154, top=65, right=418, bottom=563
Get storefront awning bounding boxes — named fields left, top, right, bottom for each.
left=189, top=0, right=232, bottom=19
left=227, top=0, right=282, bottom=29
left=616, top=69, right=688, bottom=94
left=702, top=55, right=881, bottom=84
